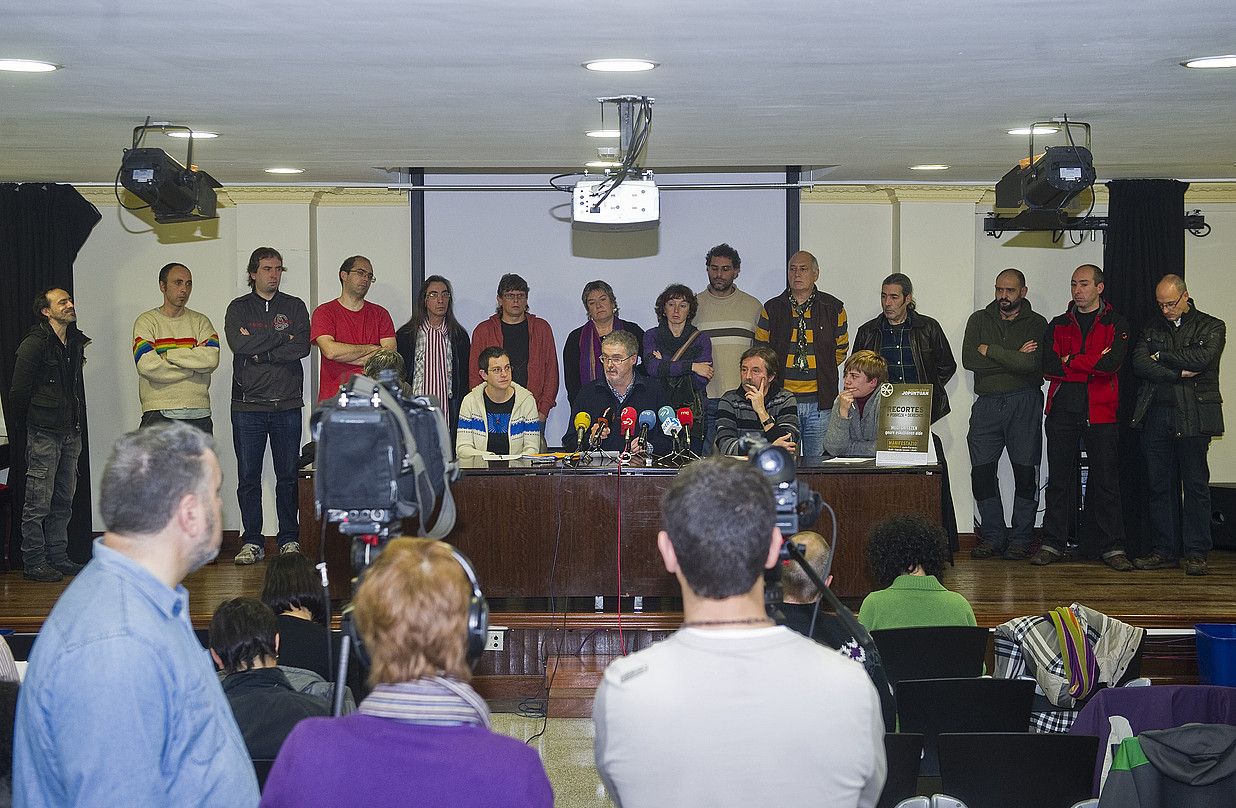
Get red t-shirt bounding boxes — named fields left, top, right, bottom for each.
left=310, top=299, right=396, bottom=401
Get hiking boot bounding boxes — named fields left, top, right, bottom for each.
left=1003, top=546, right=1031, bottom=561
left=279, top=541, right=301, bottom=556
left=234, top=543, right=265, bottom=565
left=1132, top=552, right=1178, bottom=571
left=1101, top=552, right=1134, bottom=572
left=1184, top=556, right=1209, bottom=576
left=23, top=563, right=64, bottom=583
left=1030, top=546, right=1062, bottom=566
left=51, top=559, right=85, bottom=575
left=970, top=543, right=1002, bottom=560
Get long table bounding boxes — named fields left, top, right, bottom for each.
left=298, top=458, right=941, bottom=602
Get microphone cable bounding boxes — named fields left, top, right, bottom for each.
left=615, top=452, right=628, bottom=656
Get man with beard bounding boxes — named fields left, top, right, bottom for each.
left=963, top=269, right=1048, bottom=560
left=14, top=423, right=260, bottom=807
left=694, top=244, right=762, bottom=453
left=132, top=263, right=220, bottom=433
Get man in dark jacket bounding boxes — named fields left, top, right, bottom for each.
left=224, top=247, right=311, bottom=565
left=1036, top=264, right=1133, bottom=571
left=8, top=288, right=90, bottom=582
left=962, top=269, right=1049, bottom=560
left=1130, top=275, right=1226, bottom=576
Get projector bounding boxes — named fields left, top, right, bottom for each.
left=119, top=147, right=222, bottom=224
left=572, top=178, right=660, bottom=231
left=995, top=145, right=1096, bottom=211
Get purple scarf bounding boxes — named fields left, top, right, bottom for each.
left=578, top=318, right=626, bottom=388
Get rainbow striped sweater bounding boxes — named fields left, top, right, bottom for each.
left=132, top=307, right=220, bottom=412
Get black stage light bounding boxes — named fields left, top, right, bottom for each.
left=119, top=147, right=222, bottom=224
left=995, top=146, right=1096, bottom=211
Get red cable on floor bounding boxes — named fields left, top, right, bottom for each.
left=615, top=453, right=627, bottom=656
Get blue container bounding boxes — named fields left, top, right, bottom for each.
left=1195, top=624, right=1236, bottom=686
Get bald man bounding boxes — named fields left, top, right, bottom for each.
left=1130, top=274, right=1226, bottom=576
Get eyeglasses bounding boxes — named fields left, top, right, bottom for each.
left=347, top=269, right=376, bottom=281
left=501, top=292, right=528, bottom=301
left=599, top=354, right=634, bottom=366
left=1157, top=292, right=1186, bottom=311
left=425, top=290, right=451, bottom=300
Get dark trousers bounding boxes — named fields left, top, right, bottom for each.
left=140, top=410, right=214, bottom=435
left=1042, top=410, right=1125, bottom=557
left=968, top=388, right=1043, bottom=552
left=1141, top=406, right=1213, bottom=560
left=21, top=426, right=82, bottom=567
left=232, top=408, right=301, bottom=547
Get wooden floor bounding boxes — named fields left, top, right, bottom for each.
left=0, top=544, right=1232, bottom=631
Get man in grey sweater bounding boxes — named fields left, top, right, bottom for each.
left=962, top=269, right=1048, bottom=560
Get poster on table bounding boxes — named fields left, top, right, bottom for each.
left=875, top=383, right=936, bottom=466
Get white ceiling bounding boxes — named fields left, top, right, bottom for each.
left=2, top=0, right=1234, bottom=184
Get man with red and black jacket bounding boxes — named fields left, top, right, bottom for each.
left=1034, top=264, right=1133, bottom=571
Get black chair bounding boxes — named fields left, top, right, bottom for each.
left=252, top=758, right=277, bottom=791
left=877, top=733, right=924, bottom=808
left=895, top=677, right=1035, bottom=776
left=871, top=626, right=989, bottom=686
left=937, top=732, right=1099, bottom=808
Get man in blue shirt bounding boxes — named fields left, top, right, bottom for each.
left=14, top=423, right=259, bottom=808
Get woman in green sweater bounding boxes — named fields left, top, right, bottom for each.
left=858, top=514, right=977, bottom=630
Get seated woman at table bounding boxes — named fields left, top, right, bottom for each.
left=857, top=514, right=976, bottom=631
left=643, top=283, right=712, bottom=454
left=260, top=539, right=553, bottom=808
left=562, top=280, right=645, bottom=408
left=823, top=350, right=887, bottom=458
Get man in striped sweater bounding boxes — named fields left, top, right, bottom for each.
left=132, top=263, right=220, bottom=433
left=713, top=346, right=799, bottom=456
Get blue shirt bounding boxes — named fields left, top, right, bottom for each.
left=15, top=539, right=260, bottom=808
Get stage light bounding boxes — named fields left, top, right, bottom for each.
left=995, top=118, right=1095, bottom=211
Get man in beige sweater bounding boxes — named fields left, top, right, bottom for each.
left=132, top=263, right=220, bottom=433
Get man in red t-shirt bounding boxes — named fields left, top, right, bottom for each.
left=310, top=255, right=397, bottom=401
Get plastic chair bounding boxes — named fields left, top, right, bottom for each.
left=895, top=677, right=1035, bottom=776
left=871, top=626, right=989, bottom=686
left=937, top=732, right=1099, bottom=808
left=877, top=733, right=924, bottom=808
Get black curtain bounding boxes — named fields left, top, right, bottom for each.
left=1102, top=179, right=1188, bottom=557
left=0, top=183, right=102, bottom=569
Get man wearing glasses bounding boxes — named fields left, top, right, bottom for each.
left=1130, top=274, right=1226, bottom=576
left=470, top=273, right=559, bottom=431
left=310, top=255, right=396, bottom=403
left=563, top=331, right=672, bottom=455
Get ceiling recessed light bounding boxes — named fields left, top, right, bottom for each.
left=1007, top=126, right=1059, bottom=136
left=585, top=160, right=621, bottom=168
left=0, top=58, right=60, bottom=73
left=264, top=167, right=304, bottom=175
left=586, top=129, right=621, bottom=138
left=166, top=130, right=218, bottom=139
left=1181, top=55, right=1236, bottom=69
left=583, top=58, right=657, bottom=73
left=909, top=164, right=950, bottom=171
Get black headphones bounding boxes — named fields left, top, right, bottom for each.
left=344, top=543, right=490, bottom=671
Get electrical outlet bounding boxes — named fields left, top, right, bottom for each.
left=486, top=628, right=505, bottom=652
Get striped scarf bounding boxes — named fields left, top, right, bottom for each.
left=358, top=676, right=490, bottom=728
left=791, top=292, right=815, bottom=372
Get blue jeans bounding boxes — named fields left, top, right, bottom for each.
left=232, top=408, right=302, bottom=547
left=21, top=426, right=82, bottom=566
left=1141, top=406, right=1213, bottom=560
left=797, top=400, right=830, bottom=460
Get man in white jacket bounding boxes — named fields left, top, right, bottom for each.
left=456, top=347, right=541, bottom=458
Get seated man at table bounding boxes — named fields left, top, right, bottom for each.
left=714, top=345, right=799, bottom=456
left=824, top=350, right=888, bottom=458
left=563, top=330, right=673, bottom=455
left=456, top=347, right=541, bottom=459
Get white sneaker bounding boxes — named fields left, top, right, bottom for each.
left=234, top=543, right=265, bottom=565
left=279, top=541, right=301, bottom=556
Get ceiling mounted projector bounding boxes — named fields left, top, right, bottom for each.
left=118, top=121, right=222, bottom=224
left=995, top=118, right=1095, bottom=211
left=572, top=95, right=659, bottom=231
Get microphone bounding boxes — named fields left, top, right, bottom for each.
left=573, top=411, right=592, bottom=451
left=664, top=416, right=682, bottom=444
left=619, top=406, right=638, bottom=440
left=657, top=405, right=675, bottom=426
left=637, top=410, right=657, bottom=450
left=676, top=407, right=695, bottom=451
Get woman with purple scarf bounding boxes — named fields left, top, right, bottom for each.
left=562, top=280, right=646, bottom=407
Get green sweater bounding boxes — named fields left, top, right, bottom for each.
left=961, top=299, right=1048, bottom=396
left=857, top=574, right=977, bottom=631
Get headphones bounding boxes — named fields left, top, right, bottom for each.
left=344, top=543, right=490, bottom=672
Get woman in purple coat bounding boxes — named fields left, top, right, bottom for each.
left=643, top=283, right=714, bottom=453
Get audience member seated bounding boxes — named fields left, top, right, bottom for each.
left=259, top=538, right=552, bottom=808
left=563, top=330, right=673, bottom=455
left=261, top=553, right=365, bottom=700
left=858, top=514, right=976, bottom=631
left=209, top=598, right=331, bottom=760
left=456, top=347, right=541, bottom=459
left=780, top=530, right=896, bottom=731
left=563, top=280, right=645, bottom=407
left=362, top=348, right=413, bottom=396
left=0, top=680, right=18, bottom=806
left=643, top=284, right=713, bottom=454
left=824, top=350, right=888, bottom=458
left=713, top=345, right=799, bottom=456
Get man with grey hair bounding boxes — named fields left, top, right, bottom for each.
left=563, top=330, right=672, bottom=454
left=1131, top=274, right=1226, bottom=576
left=14, top=423, right=259, bottom=807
